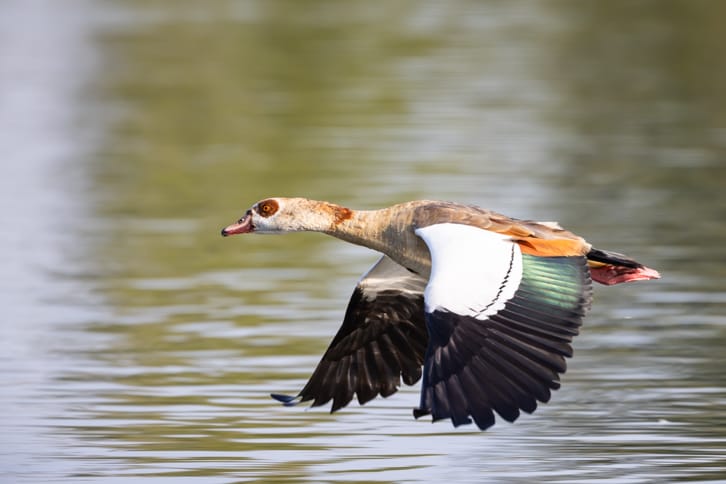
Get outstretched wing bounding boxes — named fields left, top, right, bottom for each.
left=414, top=223, right=592, bottom=430
left=272, top=256, right=428, bottom=412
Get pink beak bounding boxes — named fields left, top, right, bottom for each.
left=221, top=211, right=254, bottom=236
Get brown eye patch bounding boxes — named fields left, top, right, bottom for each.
left=257, top=199, right=279, bottom=217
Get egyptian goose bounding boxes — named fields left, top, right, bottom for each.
left=222, top=198, right=660, bottom=430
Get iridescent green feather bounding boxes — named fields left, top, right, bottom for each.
left=519, top=254, right=592, bottom=312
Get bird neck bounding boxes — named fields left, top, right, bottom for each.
left=324, top=203, right=432, bottom=276
left=324, top=208, right=388, bottom=251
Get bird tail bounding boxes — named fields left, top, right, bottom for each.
left=586, top=247, right=661, bottom=285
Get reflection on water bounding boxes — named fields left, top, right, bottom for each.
left=2, top=0, right=726, bottom=482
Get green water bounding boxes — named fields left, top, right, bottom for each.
left=2, top=1, right=725, bottom=482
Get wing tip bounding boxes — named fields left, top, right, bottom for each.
left=413, top=407, right=431, bottom=419
left=414, top=406, right=497, bottom=430
left=271, top=393, right=302, bottom=406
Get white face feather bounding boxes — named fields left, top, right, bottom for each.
left=415, top=223, right=523, bottom=318
left=248, top=198, right=287, bottom=233
left=247, top=197, right=337, bottom=234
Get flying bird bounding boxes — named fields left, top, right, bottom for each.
left=221, top=198, right=660, bottom=430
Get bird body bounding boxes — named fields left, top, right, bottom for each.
left=222, top=197, right=660, bottom=429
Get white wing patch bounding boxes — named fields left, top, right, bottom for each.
left=415, top=223, right=523, bottom=319
left=358, top=255, right=427, bottom=296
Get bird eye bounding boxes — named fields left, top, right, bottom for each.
left=257, top=199, right=279, bottom=218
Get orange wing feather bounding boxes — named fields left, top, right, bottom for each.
left=512, top=237, right=588, bottom=257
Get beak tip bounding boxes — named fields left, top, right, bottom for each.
left=221, top=213, right=254, bottom=236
